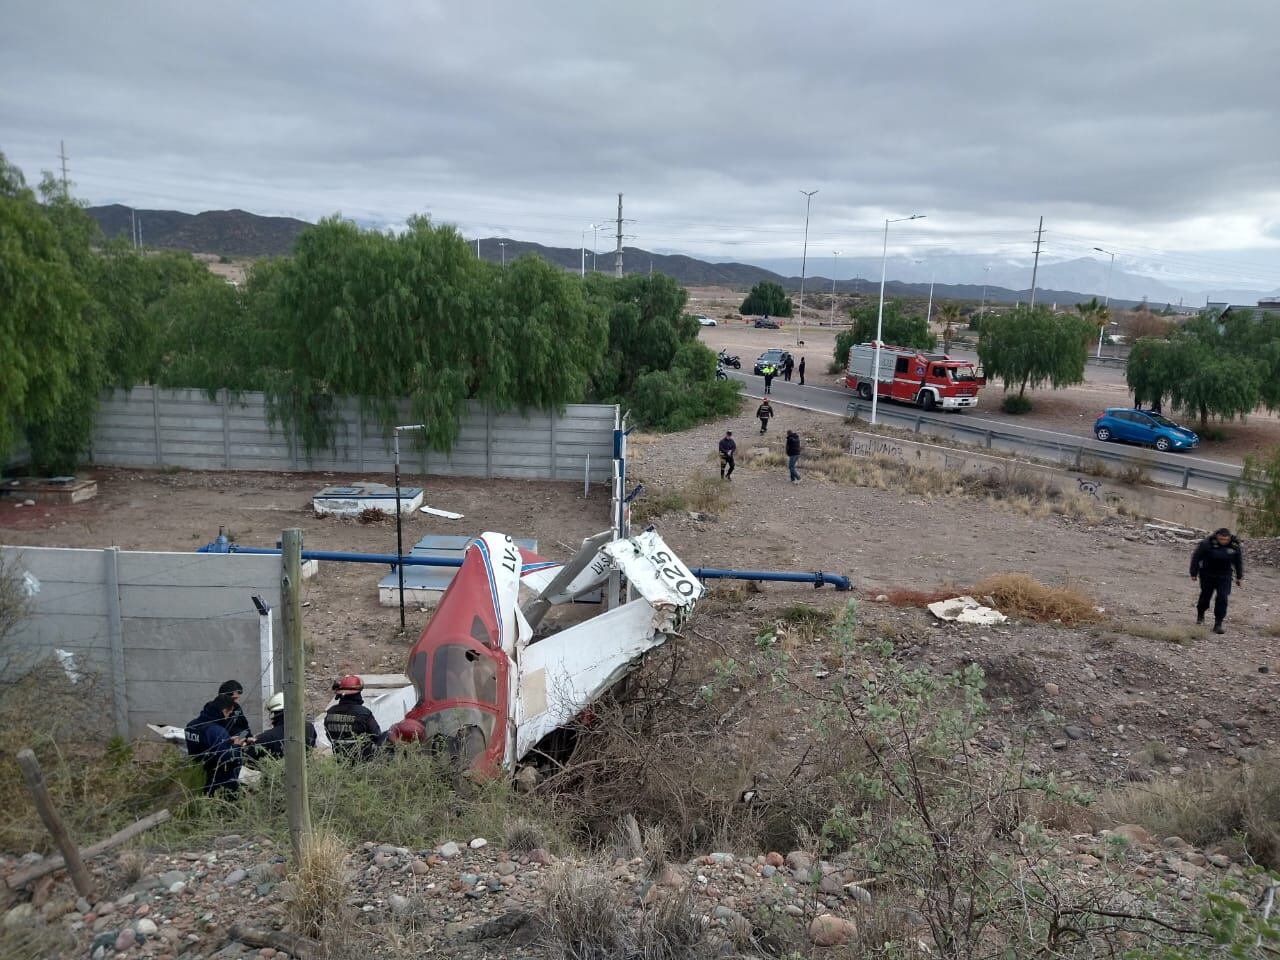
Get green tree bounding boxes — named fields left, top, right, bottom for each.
left=1231, top=445, right=1280, bottom=537
left=1128, top=318, right=1263, bottom=430
left=833, top=300, right=932, bottom=369
left=739, top=280, right=792, bottom=317
left=1075, top=296, right=1110, bottom=351
left=938, top=302, right=962, bottom=353
left=0, top=156, right=101, bottom=470
left=977, top=305, right=1092, bottom=403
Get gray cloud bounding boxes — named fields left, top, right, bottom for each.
left=2, top=0, right=1278, bottom=286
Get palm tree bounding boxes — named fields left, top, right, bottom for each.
left=1076, top=296, right=1111, bottom=351
left=938, top=302, right=962, bottom=353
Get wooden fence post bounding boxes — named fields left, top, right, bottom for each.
left=15, top=749, right=95, bottom=900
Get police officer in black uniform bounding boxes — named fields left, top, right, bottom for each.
left=1190, top=527, right=1244, bottom=634
left=218, top=679, right=253, bottom=740
left=324, top=675, right=384, bottom=761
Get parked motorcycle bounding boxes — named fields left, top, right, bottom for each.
left=715, top=362, right=729, bottom=381
left=717, top=349, right=741, bottom=369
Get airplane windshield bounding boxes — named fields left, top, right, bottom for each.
left=430, top=643, right=498, bottom=704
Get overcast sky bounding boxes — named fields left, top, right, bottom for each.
left=3, top=0, right=1278, bottom=289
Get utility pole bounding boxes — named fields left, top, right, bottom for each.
left=58, top=140, right=69, bottom=197
left=830, top=251, right=840, bottom=323
left=131, top=208, right=138, bottom=250
left=581, top=229, right=587, bottom=277
left=476, top=238, right=480, bottom=259
left=1029, top=216, right=1044, bottom=308
left=499, top=241, right=506, bottom=269
left=280, top=528, right=312, bottom=861
left=796, top=189, right=818, bottom=343
left=614, top=193, right=624, bottom=279
left=979, top=265, right=991, bottom=325
left=137, top=218, right=143, bottom=249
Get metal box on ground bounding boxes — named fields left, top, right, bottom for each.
left=313, top=482, right=423, bottom=517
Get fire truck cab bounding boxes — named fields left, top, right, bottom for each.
left=845, top=342, right=986, bottom=411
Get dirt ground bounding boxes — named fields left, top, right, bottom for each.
left=697, top=321, right=1280, bottom=463
left=0, top=469, right=613, bottom=712
left=3, top=403, right=1280, bottom=786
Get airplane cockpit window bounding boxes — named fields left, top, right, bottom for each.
left=430, top=643, right=498, bottom=704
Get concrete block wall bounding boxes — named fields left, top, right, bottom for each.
left=1, top=546, right=282, bottom=740
left=87, top=388, right=617, bottom=482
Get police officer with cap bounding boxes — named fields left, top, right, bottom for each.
left=324, top=675, right=385, bottom=761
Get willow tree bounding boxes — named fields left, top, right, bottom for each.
left=0, top=156, right=99, bottom=470
left=977, top=305, right=1093, bottom=403
left=261, top=216, right=607, bottom=453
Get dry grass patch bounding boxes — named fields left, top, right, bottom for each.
left=1100, top=759, right=1280, bottom=867
left=971, top=573, right=1101, bottom=625
left=1116, top=621, right=1202, bottom=646
left=287, top=830, right=350, bottom=939
left=0, top=922, right=76, bottom=960
left=631, top=472, right=732, bottom=524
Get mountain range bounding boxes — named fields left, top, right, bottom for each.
left=86, top=205, right=1274, bottom=309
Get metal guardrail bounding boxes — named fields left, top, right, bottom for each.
left=843, top=400, right=1242, bottom=498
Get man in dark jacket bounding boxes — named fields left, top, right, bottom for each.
left=798, top=356, right=806, bottom=386
left=324, top=675, right=385, bottom=761
left=185, top=694, right=244, bottom=797
left=249, top=692, right=318, bottom=762
left=785, top=430, right=801, bottom=482
left=718, top=431, right=737, bottom=479
left=218, top=679, right=252, bottom=740
left=756, top=399, right=774, bottom=434
left=1190, top=528, right=1244, bottom=634
left=783, top=355, right=794, bottom=382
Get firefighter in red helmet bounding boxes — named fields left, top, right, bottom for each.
left=323, top=675, right=384, bottom=761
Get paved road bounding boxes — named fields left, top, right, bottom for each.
left=726, top=368, right=1241, bottom=493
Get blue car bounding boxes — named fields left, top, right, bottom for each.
left=1093, top=408, right=1199, bottom=452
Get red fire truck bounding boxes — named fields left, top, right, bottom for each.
left=845, top=342, right=986, bottom=411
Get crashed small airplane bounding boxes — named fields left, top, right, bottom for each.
left=316, top=529, right=702, bottom=773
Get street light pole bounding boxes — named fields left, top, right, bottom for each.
left=872, top=214, right=925, bottom=425
left=796, top=190, right=818, bottom=343
left=499, top=241, right=507, bottom=269
left=581, top=229, right=587, bottom=277
left=592, top=223, right=600, bottom=272
left=830, top=251, right=840, bottom=323
left=393, top=424, right=426, bottom=632
left=979, top=265, right=991, bottom=325
left=1094, top=246, right=1116, bottom=358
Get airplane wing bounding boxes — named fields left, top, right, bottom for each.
left=513, top=598, right=664, bottom=759
left=513, top=530, right=702, bottom=761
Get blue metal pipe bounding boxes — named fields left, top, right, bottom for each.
left=226, top=546, right=462, bottom=568
left=208, top=543, right=850, bottom=589
left=690, top=567, right=851, bottom=591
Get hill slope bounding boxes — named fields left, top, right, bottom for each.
left=87, top=204, right=310, bottom=258
left=85, top=205, right=1135, bottom=305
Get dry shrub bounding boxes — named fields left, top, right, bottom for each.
left=971, top=573, right=1101, bottom=625
left=117, top=848, right=148, bottom=886
left=613, top=813, right=645, bottom=859
left=879, top=588, right=960, bottom=607
left=542, top=865, right=628, bottom=959
left=287, top=830, right=350, bottom=939
left=0, top=921, right=76, bottom=960
left=357, top=506, right=391, bottom=524
left=506, top=817, right=547, bottom=853
left=542, top=864, right=708, bottom=960
left=1099, top=758, right=1280, bottom=867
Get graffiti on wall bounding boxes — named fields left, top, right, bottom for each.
left=849, top=437, right=905, bottom=460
